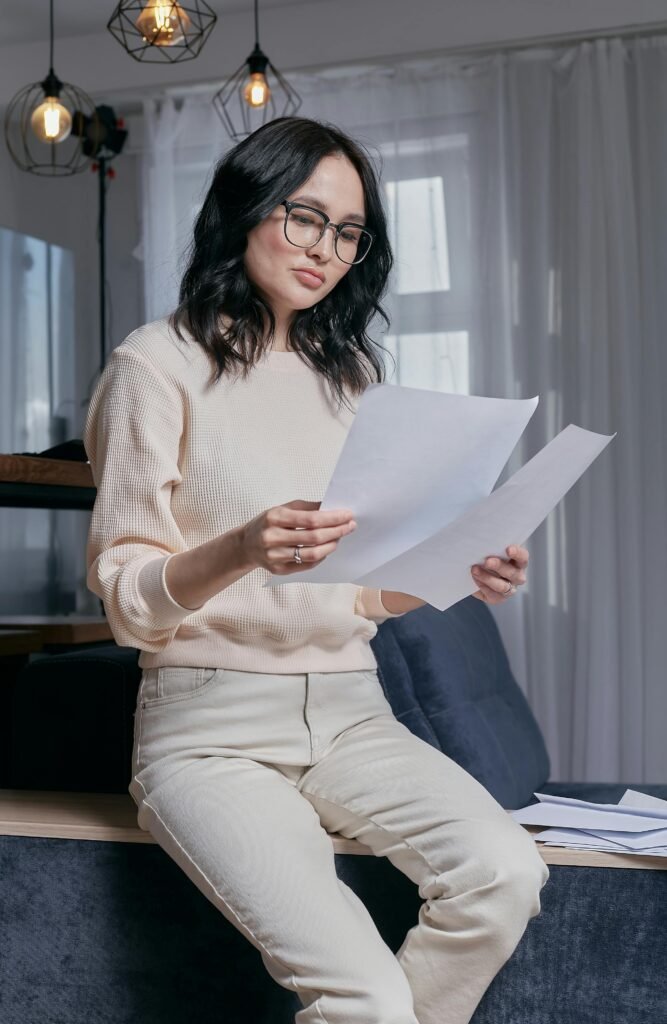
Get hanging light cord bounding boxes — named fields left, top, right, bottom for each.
left=49, top=0, right=55, bottom=71
left=254, top=0, right=260, bottom=47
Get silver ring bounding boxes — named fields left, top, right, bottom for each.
left=505, top=579, right=516, bottom=595
left=294, top=545, right=303, bottom=564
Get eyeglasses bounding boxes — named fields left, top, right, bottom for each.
left=280, top=200, right=374, bottom=265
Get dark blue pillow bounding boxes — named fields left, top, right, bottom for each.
left=369, top=596, right=550, bottom=809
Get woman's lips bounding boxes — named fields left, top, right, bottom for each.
left=293, top=269, right=324, bottom=288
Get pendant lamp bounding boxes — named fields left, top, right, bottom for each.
left=213, top=0, right=302, bottom=141
left=3, top=0, right=98, bottom=176
left=107, top=1, right=217, bottom=63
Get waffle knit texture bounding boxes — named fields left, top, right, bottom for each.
left=84, top=317, right=404, bottom=672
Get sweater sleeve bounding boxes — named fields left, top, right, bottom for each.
left=84, top=345, right=204, bottom=652
left=354, top=586, right=405, bottom=624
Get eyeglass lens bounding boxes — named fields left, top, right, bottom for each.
left=285, top=207, right=372, bottom=264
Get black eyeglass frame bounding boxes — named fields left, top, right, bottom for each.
left=280, top=200, right=374, bottom=265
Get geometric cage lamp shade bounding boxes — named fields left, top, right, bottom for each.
left=3, top=0, right=99, bottom=176
left=212, top=0, right=301, bottom=141
left=107, top=1, right=217, bottom=63
left=213, top=41, right=302, bottom=141
left=4, top=72, right=99, bottom=177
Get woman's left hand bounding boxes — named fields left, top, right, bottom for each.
left=470, top=544, right=528, bottom=604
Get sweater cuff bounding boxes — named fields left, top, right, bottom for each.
left=136, top=554, right=206, bottom=626
left=356, top=586, right=404, bottom=623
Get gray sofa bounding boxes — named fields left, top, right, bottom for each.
left=2, top=596, right=666, bottom=1023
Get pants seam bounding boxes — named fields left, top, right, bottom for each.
left=314, top=997, right=328, bottom=1022
left=306, top=791, right=549, bottom=902
left=142, top=796, right=309, bottom=994
left=135, top=708, right=145, bottom=783
left=301, top=791, right=438, bottom=890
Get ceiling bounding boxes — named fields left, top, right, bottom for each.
left=6, top=0, right=667, bottom=49
left=1, top=0, right=313, bottom=46
left=2, top=0, right=666, bottom=108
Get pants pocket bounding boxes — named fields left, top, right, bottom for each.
left=139, top=666, right=220, bottom=709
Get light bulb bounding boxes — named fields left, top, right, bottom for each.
left=243, top=73, right=271, bottom=108
left=30, top=96, right=72, bottom=143
left=135, top=2, right=191, bottom=46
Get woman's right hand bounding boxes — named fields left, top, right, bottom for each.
left=239, top=500, right=357, bottom=575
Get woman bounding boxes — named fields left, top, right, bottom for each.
left=84, top=115, right=547, bottom=1024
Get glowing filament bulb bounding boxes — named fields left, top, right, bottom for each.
left=135, top=2, right=191, bottom=46
left=243, top=73, right=271, bottom=108
left=30, top=96, right=72, bottom=143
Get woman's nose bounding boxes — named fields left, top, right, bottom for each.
left=306, top=223, right=336, bottom=258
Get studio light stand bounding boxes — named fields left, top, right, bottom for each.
left=71, top=105, right=128, bottom=374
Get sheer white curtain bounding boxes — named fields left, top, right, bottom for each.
left=138, top=36, right=667, bottom=784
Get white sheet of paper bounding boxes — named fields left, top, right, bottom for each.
left=532, top=791, right=667, bottom=818
left=531, top=828, right=667, bottom=856
left=618, top=788, right=667, bottom=811
left=534, top=829, right=645, bottom=850
left=511, top=788, right=667, bottom=854
left=512, top=805, right=667, bottom=832
left=264, top=383, right=615, bottom=612
left=510, top=796, right=667, bottom=832
left=517, top=789, right=667, bottom=853
left=578, top=827, right=667, bottom=849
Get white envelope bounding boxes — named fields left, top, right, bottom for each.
left=531, top=827, right=667, bottom=856
left=512, top=789, right=667, bottom=856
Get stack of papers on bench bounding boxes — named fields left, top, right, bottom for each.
left=509, top=789, right=667, bottom=857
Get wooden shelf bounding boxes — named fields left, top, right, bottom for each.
left=0, top=454, right=93, bottom=488
left=0, top=616, right=112, bottom=645
left=0, top=629, right=43, bottom=657
left=0, top=454, right=95, bottom=510
left=0, top=790, right=664, bottom=869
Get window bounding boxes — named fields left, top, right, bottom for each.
left=0, top=226, right=83, bottom=613
left=372, top=125, right=474, bottom=394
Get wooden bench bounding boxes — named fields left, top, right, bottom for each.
left=1, top=788, right=664, bottom=870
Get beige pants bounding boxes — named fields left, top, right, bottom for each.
left=129, top=665, right=549, bottom=1024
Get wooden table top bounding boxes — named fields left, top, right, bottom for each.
left=0, top=617, right=112, bottom=645
left=0, top=790, right=664, bottom=870
left=0, top=454, right=95, bottom=510
left=0, top=453, right=93, bottom=489
left=0, top=629, right=44, bottom=657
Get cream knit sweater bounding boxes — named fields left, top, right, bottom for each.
left=84, top=317, right=404, bottom=672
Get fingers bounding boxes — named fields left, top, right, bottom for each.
left=506, top=544, right=529, bottom=569
left=471, top=544, right=529, bottom=601
left=279, top=504, right=354, bottom=529
left=471, top=567, right=514, bottom=600
left=273, top=520, right=357, bottom=547
left=286, top=540, right=337, bottom=564
left=481, top=557, right=523, bottom=585
left=472, top=549, right=527, bottom=585
left=276, top=518, right=357, bottom=573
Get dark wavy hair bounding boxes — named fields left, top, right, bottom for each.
left=169, top=116, right=395, bottom=412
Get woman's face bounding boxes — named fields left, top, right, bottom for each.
left=244, top=153, right=367, bottom=322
